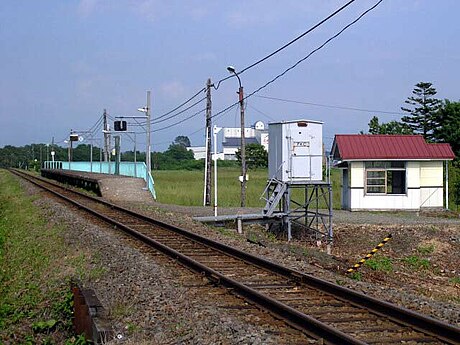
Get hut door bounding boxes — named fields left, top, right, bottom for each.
left=289, top=130, right=311, bottom=180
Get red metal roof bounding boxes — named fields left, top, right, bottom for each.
left=333, top=135, right=455, bottom=160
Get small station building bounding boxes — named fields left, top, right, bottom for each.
left=331, top=135, right=455, bottom=211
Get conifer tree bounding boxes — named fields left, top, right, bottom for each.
left=401, top=82, right=441, bottom=141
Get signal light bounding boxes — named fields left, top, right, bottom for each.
left=69, top=134, right=79, bottom=141
left=114, top=120, right=127, bottom=131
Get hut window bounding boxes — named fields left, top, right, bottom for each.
left=365, top=162, right=406, bottom=195
left=366, top=170, right=386, bottom=194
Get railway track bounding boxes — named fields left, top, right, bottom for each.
left=11, top=169, right=460, bottom=345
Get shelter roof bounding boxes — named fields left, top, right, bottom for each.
left=332, top=134, right=455, bottom=161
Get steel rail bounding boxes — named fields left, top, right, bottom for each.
left=11, top=169, right=460, bottom=344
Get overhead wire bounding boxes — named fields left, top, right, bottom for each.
left=213, top=0, right=357, bottom=90
left=153, top=87, right=206, bottom=122
left=152, top=108, right=207, bottom=133
left=211, top=0, right=384, bottom=124
left=114, top=1, right=378, bottom=138
left=140, top=0, right=357, bottom=134
left=176, top=103, right=238, bottom=145
left=256, top=95, right=405, bottom=115
left=242, top=0, right=384, bottom=105
left=85, top=1, right=382, bottom=147
left=151, top=96, right=206, bottom=125
left=210, top=101, right=239, bottom=121
left=126, top=0, right=358, bottom=139
left=85, top=115, right=104, bottom=135
left=246, top=104, right=276, bottom=121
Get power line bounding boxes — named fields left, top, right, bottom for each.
left=211, top=0, right=384, bottom=124
left=213, top=0, right=357, bottom=89
left=246, top=104, right=276, bottom=121
left=256, top=95, right=405, bottom=115
left=86, top=115, right=104, bottom=135
left=174, top=103, right=238, bottom=147
left=122, top=1, right=369, bottom=135
left=151, top=96, right=206, bottom=125
left=151, top=103, right=238, bottom=148
left=243, top=0, right=384, bottom=104
left=139, top=0, right=357, bottom=132
left=110, top=1, right=381, bottom=146
left=152, top=108, right=206, bottom=133
left=210, top=101, right=239, bottom=121
left=154, top=87, right=206, bottom=121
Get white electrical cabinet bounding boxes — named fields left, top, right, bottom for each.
left=268, top=119, right=323, bottom=182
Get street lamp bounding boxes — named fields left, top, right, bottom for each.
left=227, top=65, right=247, bottom=207
left=137, top=91, right=152, bottom=191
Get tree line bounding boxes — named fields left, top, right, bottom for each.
left=0, top=137, right=248, bottom=171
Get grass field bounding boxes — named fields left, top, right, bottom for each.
left=153, top=164, right=460, bottom=211
left=0, top=171, right=75, bottom=343
left=153, top=167, right=343, bottom=209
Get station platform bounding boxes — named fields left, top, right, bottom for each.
left=41, top=169, right=154, bottom=203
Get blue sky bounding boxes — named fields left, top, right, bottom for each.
left=1, top=0, right=458, bottom=152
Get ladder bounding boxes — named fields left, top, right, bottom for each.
left=261, top=178, right=288, bottom=217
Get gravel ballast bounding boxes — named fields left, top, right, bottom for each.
left=19, top=176, right=460, bottom=344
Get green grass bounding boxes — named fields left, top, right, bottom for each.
left=0, top=170, right=89, bottom=344
left=403, top=255, right=431, bottom=270
left=450, top=277, right=460, bottom=285
left=364, top=256, right=393, bottom=272
left=153, top=167, right=342, bottom=208
left=349, top=272, right=362, bottom=281
left=416, top=244, right=435, bottom=255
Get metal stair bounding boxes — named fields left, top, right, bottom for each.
left=262, top=179, right=288, bottom=216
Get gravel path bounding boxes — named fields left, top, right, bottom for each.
left=140, top=201, right=460, bottom=226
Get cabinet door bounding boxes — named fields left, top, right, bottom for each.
left=288, top=129, right=311, bottom=179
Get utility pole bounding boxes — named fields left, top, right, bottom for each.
left=68, top=130, right=72, bottom=170
left=204, top=78, right=212, bottom=206
left=238, top=83, right=246, bottom=207
left=51, top=137, right=55, bottom=163
left=103, top=109, right=109, bottom=162
left=145, top=91, right=152, bottom=190
left=114, top=135, right=120, bottom=175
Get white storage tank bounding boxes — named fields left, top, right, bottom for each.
left=268, top=119, right=323, bottom=182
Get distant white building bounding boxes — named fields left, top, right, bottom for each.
left=189, top=121, right=269, bottom=161
left=223, top=121, right=268, bottom=160
left=188, top=146, right=206, bottom=160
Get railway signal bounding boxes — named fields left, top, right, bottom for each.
left=114, top=120, right=127, bottom=131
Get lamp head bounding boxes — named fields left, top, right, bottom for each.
left=137, top=107, right=147, bottom=113
left=227, top=65, right=236, bottom=74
